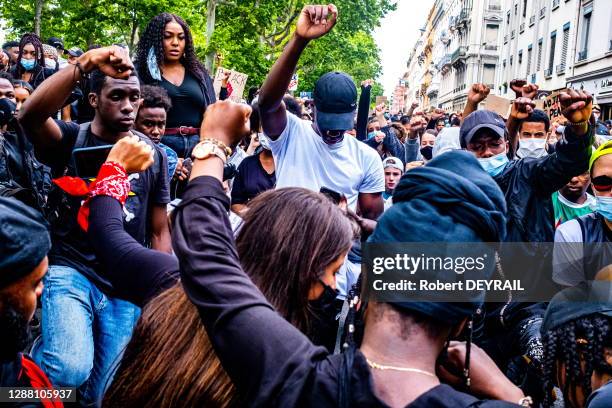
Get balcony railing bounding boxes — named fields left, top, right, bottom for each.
left=450, top=46, right=468, bottom=65
left=529, top=15, right=536, bottom=26
left=544, top=68, right=553, bottom=78
left=503, top=34, right=508, bottom=43
left=436, top=54, right=451, bottom=70
left=578, top=50, right=588, bottom=61
left=484, top=44, right=498, bottom=51
left=552, top=0, right=560, bottom=9
left=488, top=4, right=502, bottom=11
left=519, top=23, right=525, bottom=33
left=556, top=64, right=566, bottom=74
left=540, top=7, right=546, bottom=18
left=511, top=30, right=515, bottom=39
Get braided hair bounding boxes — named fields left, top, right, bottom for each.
left=14, top=33, right=45, bottom=79
left=135, top=13, right=207, bottom=85
left=542, top=314, right=612, bottom=407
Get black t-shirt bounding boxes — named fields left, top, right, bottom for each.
left=231, top=152, right=276, bottom=205
left=161, top=72, right=205, bottom=128
left=40, top=121, right=170, bottom=294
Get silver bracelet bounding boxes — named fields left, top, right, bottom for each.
left=567, top=120, right=589, bottom=127
left=518, top=396, right=533, bottom=407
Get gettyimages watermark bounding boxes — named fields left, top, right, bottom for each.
left=361, top=242, right=612, bottom=303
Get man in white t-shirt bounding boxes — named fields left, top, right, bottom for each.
left=258, top=5, right=384, bottom=219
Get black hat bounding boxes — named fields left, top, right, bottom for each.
left=313, top=72, right=357, bottom=131
left=0, top=197, right=51, bottom=288
left=542, top=281, right=612, bottom=333
left=65, top=47, right=83, bottom=58
left=460, top=110, right=506, bottom=148
left=47, top=37, right=64, bottom=50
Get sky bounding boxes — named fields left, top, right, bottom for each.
left=374, top=0, right=435, bottom=96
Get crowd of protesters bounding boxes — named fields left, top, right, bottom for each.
left=1, top=4, right=611, bottom=408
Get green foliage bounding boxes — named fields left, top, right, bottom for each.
left=2, top=0, right=395, bottom=92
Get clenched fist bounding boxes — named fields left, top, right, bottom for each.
left=295, top=4, right=338, bottom=41
left=200, top=100, right=252, bottom=147
left=106, top=135, right=154, bottom=173
left=78, top=45, right=134, bottom=79
left=510, top=79, right=527, bottom=98
left=510, top=97, right=536, bottom=121
left=467, top=84, right=490, bottom=105
left=559, top=89, right=593, bottom=135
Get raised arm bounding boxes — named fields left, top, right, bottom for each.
left=19, top=46, right=133, bottom=149
left=507, top=83, right=539, bottom=157
left=462, top=84, right=490, bottom=123
left=258, top=4, right=338, bottom=140
left=87, top=137, right=179, bottom=306
left=174, top=100, right=329, bottom=405
left=355, top=79, right=372, bottom=141
left=531, top=89, right=594, bottom=195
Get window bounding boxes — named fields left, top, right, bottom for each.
left=548, top=31, right=557, bottom=72
left=510, top=55, right=513, bottom=66
left=561, top=23, right=570, bottom=67
left=527, top=45, right=533, bottom=74
left=515, top=4, right=518, bottom=15
left=483, top=64, right=496, bottom=86
left=503, top=59, right=507, bottom=67
left=537, top=38, right=543, bottom=71
left=523, top=0, right=527, bottom=18
left=580, top=6, right=592, bottom=59
left=485, top=24, right=499, bottom=44
left=507, top=11, right=511, bottom=24
left=518, top=50, right=523, bottom=65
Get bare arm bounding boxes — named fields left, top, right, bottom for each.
left=358, top=192, right=384, bottom=221
left=258, top=5, right=338, bottom=140
left=150, top=204, right=172, bottom=254
left=462, top=84, right=490, bottom=123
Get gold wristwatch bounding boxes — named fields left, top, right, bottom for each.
left=192, top=141, right=228, bottom=163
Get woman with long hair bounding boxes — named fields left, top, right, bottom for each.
left=86, top=138, right=355, bottom=406
left=135, top=13, right=217, bottom=159
left=9, top=33, right=55, bottom=90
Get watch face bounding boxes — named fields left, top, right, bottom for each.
left=193, top=143, right=212, bottom=160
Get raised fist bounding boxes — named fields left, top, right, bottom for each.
left=559, top=89, right=593, bottom=125
left=411, top=101, right=420, bottom=109
left=361, top=79, right=373, bottom=88
left=106, top=135, right=154, bottom=173
left=431, top=108, right=445, bottom=120
left=200, top=100, right=252, bottom=147
left=375, top=103, right=386, bottom=116
left=510, top=97, right=536, bottom=121
left=467, top=84, right=490, bottom=105
left=521, top=83, right=539, bottom=100
left=296, top=4, right=338, bottom=41
left=78, top=45, right=134, bottom=79
left=510, top=79, right=527, bottom=97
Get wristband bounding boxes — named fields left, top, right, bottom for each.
left=567, top=120, right=589, bottom=127
left=518, top=396, right=533, bottom=407
left=200, top=137, right=232, bottom=157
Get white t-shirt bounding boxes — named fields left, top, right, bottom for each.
left=267, top=112, right=385, bottom=210
left=553, top=219, right=584, bottom=287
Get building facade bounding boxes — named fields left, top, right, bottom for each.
left=400, top=0, right=612, bottom=119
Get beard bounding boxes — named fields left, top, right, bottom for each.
left=0, top=304, right=31, bottom=363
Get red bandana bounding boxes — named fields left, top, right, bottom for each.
left=52, top=162, right=130, bottom=231
left=19, top=354, right=64, bottom=408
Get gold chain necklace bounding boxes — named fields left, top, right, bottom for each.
left=366, top=358, right=437, bottom=378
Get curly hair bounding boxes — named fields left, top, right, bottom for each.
left=542, top=314, right=612, bottom=407
left=135, top=13, right=207, bottom=85
left=140, top=85, right=172, bottom=111
left=14, top=33, right=45, bottom=79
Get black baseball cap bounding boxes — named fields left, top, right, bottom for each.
left=66, top=47, right=83, bottom=57
left=313, top=72, right=357, bottom=131
left=460, top=110, right=507, bottom=148
left=47, top=37, right=64, bottom=50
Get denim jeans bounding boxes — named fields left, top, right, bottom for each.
left=31, top=265, right=140, bottom=407
left=161, top=133, right=200, bottom=159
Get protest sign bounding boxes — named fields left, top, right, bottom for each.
left=541, top=90, right=567, bottom=122
left=213, top=68, right=249, bottom=102
left=483, top=95, right=512, bottom=118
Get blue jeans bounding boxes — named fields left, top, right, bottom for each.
left=161, top=133, right=200, bottom=159
left=31, top=265, right=140, bottom=407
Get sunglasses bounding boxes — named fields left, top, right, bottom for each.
left=592, top=175, right=612, bottom=192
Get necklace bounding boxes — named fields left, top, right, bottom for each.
left=366, top=358, right=437, bottom=378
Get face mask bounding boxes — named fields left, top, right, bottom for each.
left=596, top=196, right=612, bottom=221
left=477, top=150, right=509, bottom=177
left=367, top=131, right=377, bottom=140
left=420, top=145, right=433, bottom=160
left=258, top=133, right=271, bottom=150
left=517, top=138, right=547, bottom=159
left=44, top=59, right=56, bottom=69
left=308, top=279, right=339, bottom=343
left=20, top=59, right=36, bottom=71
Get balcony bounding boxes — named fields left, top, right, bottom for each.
left=436, top=54, right=452, bottom=71
left=578, top=50, right=588, bottom=61
left=459, top=9, right=470, bottom=24
left=484, top=44, right=498, bottom=51
left=529, top=15, right=536, bottom=26
left=503, top=34, right=508, bottom=44
left=556, top=64, right=565, bottom=74
left=453, top=84, right=467, bottom=94
left=519, top=23, right=525, bottom=33
left=450, top=46, right=468, bottom=66
left=544, top=68, right=553, bottom=78
left=488, top=4, right=502, bottom=11
left=511, top=30, right=515, bottom=39
left=540, top=7, right=546, bottom=18
left=552, top=0, right=560, bottom=10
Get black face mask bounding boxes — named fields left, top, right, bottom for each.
left=308, top=280, right=340, bottom=347
left=420, top=145, right=433, bottom=160
left=0, top=304, right=31, bottom=363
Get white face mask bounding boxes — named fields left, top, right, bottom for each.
left=517, top=138, right=547, bottom=159
left=44, top=59, right=56, bottom=69
left=258, top=133, right=271, bottom=151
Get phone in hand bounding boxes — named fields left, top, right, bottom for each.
left=72, top=145, right=113, bottom=179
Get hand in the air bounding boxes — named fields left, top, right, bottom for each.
left=510, top=79, right=527, bottom=98
left=295, top=4, right=338, bottom=40
left=510, top=97, right=536, bottom=120
left=200, top=100, right=252, bottom=147
left=106, top=135, right=154, bottom=173
left=467, top=84, right=490, bottom=105
left=78, top=45, right=134, bottom=79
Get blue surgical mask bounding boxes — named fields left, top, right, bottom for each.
left=367, top=131, right=377, bottom=140
left=477, top=151, right=509, bottom=177
left=596, top=196, right=612, bottom=221
left=20, top=59, right=36, bottom=71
